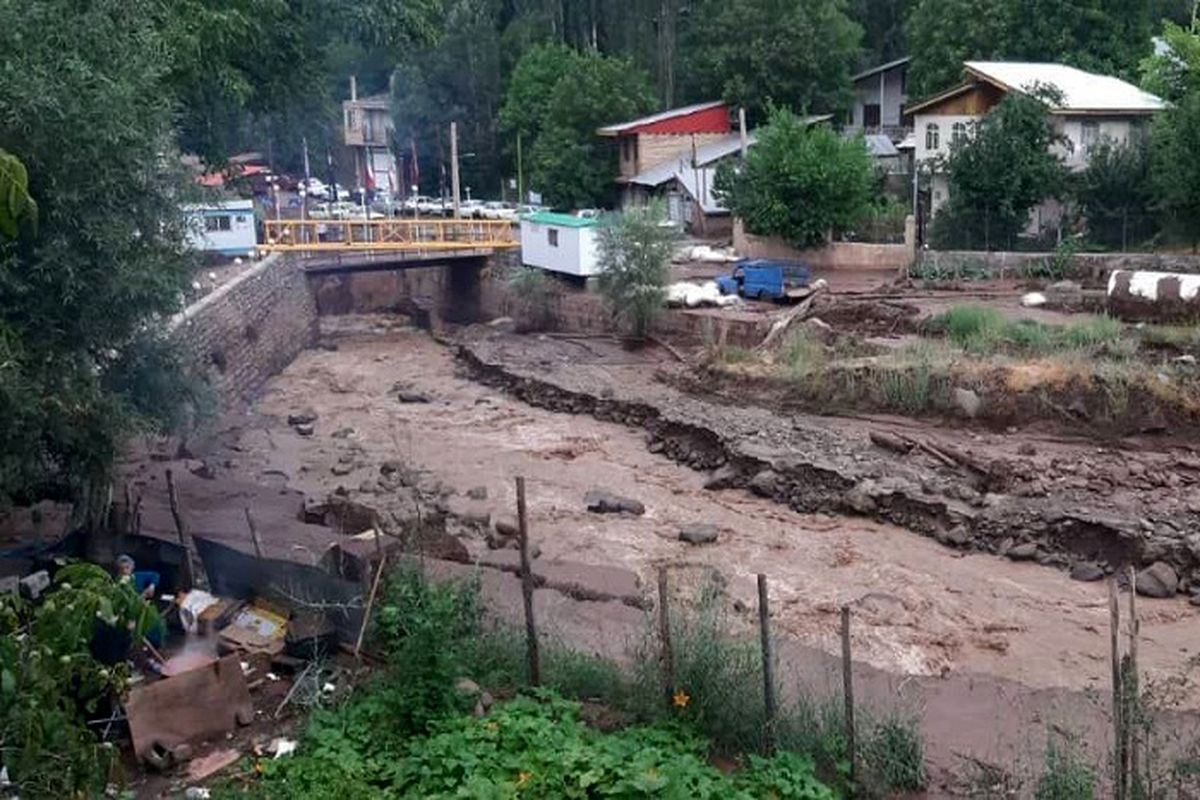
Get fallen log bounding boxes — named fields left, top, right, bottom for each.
left=756, top=283, right=827, bottom=352
left=869, top=430, right=914, bottom=455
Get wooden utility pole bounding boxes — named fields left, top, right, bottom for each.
left=757, top=574, right=777, bottom=750
left=450, top=121, right=461, bottom=219
left=841, top=606, right=857, bottom=786
left=657, top=567, right=675, bottom=707
left=516, top=477, right=540, bottom=686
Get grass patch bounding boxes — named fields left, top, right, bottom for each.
left=780, top=328, right=830, bottom=377
left=1034, top=734, right=1097, bottom=800
left=931, top=306, right=1126, bottom=357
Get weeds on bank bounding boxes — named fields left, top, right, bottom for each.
left=1034, top=734, right=1097, bottom=800
left=931, top=305, right=1126, bottom=357
left=232, top=566, right=926, bottom=798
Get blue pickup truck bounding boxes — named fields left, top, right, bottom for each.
left=715, top=259, right=812, bottom=303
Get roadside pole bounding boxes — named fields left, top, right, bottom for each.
left=757, top=574, right=777, bottom=751
left=450, top=121, right=461, bottom=219
left=516, top=477, right=540, bottom=685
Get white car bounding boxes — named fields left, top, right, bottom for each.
left=479, top=201, right=518, bottom=221
left=415, top=196, right=443, bottom=215
left=297, top=178, right=327, bottom=198
left=457, top=199, right=484, bottom=218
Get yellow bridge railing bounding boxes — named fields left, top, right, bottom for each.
left=260, top=218, right=519, bottom=252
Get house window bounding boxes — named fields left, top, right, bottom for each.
left=205, top=215, right=232, bottom=232
left=863, top=104, right=881, bottom=128
left=951, top=121, right=968, bottom=147
left=925, top=122, right=940, bottom=151
left=1081, top=121, right=1099, bottom=153
left=548, top=228, right=559, bottom=247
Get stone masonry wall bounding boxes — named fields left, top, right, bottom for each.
left=171, top=253, right=318, bottom=409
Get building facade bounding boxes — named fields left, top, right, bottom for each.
left=848, top=57, right=911, bottom=142
left=342, top=77, right=397, bottom=195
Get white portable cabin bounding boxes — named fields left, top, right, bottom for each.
left=519, top=211, right=602, bottom=277
left=183, top=199, right=258, bottom=257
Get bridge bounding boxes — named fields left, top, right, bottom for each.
left=260, top=218, right=519, bottom=254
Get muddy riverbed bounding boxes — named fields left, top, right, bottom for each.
left=167, top=315, right=1200, bottom=699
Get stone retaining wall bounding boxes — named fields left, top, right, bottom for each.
left=733, top=219, right=914, bottom=271
left=171, top=253, right=317, bottom=409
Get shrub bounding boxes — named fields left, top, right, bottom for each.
left=596, top=203, right=675, bottom=341
left=1035, top=735, right=1097, bottom=800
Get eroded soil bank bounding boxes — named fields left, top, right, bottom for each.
left=125, top=316, right=1200, bottom=791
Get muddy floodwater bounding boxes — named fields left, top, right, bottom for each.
left=203, top=316, right=1200, bottom=703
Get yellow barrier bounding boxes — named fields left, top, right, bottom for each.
left=259, top=218, right=519, bottom=252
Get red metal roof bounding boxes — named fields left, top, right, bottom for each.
left=597, top=101, right=730, bottom=136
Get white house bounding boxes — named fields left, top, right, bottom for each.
left=848, top=57, right=911, bottom=142
left=520, top=211, right=602, bottom=277
left=908, top=62, right=1166, bottom=222
left=183, top=199, right=257, bottom=257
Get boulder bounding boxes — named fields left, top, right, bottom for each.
left=494, top=517, right=519, bottom=538
left=293, top=422, right=315, bottom=437
left=842, top=483, right=877, bottom=514
left=936, top=525, right=971, bottom=547
left=679, top=523, right=720, bottom=545
left=1135, top=562, right=1178, bottom=598
left=330, top=462, right=354, bottom=476
left=584, top=489, right=645, bottom=515
left=287, top=409, right=318, bottom=426
left=1007, top=542, right=1039, bottom=561
left=1069, top=563, right=1105, bottom=582
left=396, top=390, right=431, bottom=404
left=465, top=486, right=488, bottom=501
left=17, top=570, right=50, bottom=601
left=748, top=470, right=778, bottom=498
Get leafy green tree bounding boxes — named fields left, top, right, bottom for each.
left=502, top=47, right=653, bottom=208
left=905, top=0, right=1154, bottom=98
left=678, top=0, right=862, bottom=120
left=1151, top=90, right=1200, bottom=250
left=848, top=0, right=915, bottom=66
left=714, top=107, right=875, bottom=248
left=597, top=204, right=675, bottom=341
left=1076, top=137, right=1156, bottom=249
left=0, top=0, right=199, bottom=507
left=930, top=91, right=1067, bottom=249
left=1141, top=18, right=1200, bottom=103
left=0, top=150, right=36, bottom=239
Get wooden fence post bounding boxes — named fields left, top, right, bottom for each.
left=1110, top=577, right=1126, bottom=800
left=842, top=605, right=857, bottom=787
left=1127, top=566, right=1141, bottom=795
left=165, top=469, right=198, bottom=591
left=516, top=477, right=540, bottom=686
left=757, top=574, right=777, bottom=751
left=243, top=507, right=264, bottom=560
left=657, top=567, right=674, bottom=707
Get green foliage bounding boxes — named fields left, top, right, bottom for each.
left=1151, top=89, right=1200, bottom=250
left=1076, top=137, right=1156, bottom=249
left=515, top=49, right=656, bottom=209
left=932, top=306, right=1125, bottom=356
left=930, top=91, right=1068, bottom=250
left=0, top=0, right=209, bottom=508
left=1, top=564, right=161, bottom=797
left=1034, top=735, right=1097, bottom=800
left=715, top=107, right=875, bottom=248
left=678, top=0, right=862, bottom=120
left=905, top=0, right=1154, bottom=99
left=596, top=204, right=675, bottom=340
left=1140, top=17, right=1200, bottom=103
left=0, top=150, right=36, bottom=239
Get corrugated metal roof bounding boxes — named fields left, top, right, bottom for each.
left=963, top=62, right=1166, bottom=113
left=523, top=211, right=599, bottom=228
left=597, top=101, right=726, bottom=135
left=851, top=56, right=911, bottom=83
left=862, top=133, right=899, bottom=157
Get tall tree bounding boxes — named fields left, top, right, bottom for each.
left=0, top=0, right=199, bottom=507
left=714, top=108, right=875, bottom=247
left=1151, top=90, right=1200, bottom=250
left=1077, top=137, right=1156, bottom=249
left=679, top=0, right=862, bottom=120
left=847, top=0, right=914, bottom=67
left=905, top=0, right=1155, bottom=98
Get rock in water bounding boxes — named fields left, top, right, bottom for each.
left=1007, top=542, right=1039, bottom=561
left=679, top=523, right=719, bottom=545
left=1135, top=562, right=1178, bottom=598
left=1069, top=563, right=1105, bottom=582
left=704, top=464, right=740, bottom=490
left=748, top=470, right=778, bottom=498
left=584, top=489, right=645, bottom=515
left=287, top=409, right=318, bottom=426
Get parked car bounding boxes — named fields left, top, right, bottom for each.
left=308, top=201, right=359, bottom=220
left=715, top=259, right=812, bottom=303
left=298, top=178, right=327, bottom=198
left=457, top=199, right=484, bottom=218
left=415, top=196, right=443, bottom=215
left=479, top=201, right=518, bottom=221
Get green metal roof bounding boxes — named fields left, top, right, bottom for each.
left=523, top=211, right=600, bottom=228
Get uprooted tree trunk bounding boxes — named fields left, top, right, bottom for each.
left=756, top=282, right=827, bottom=352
